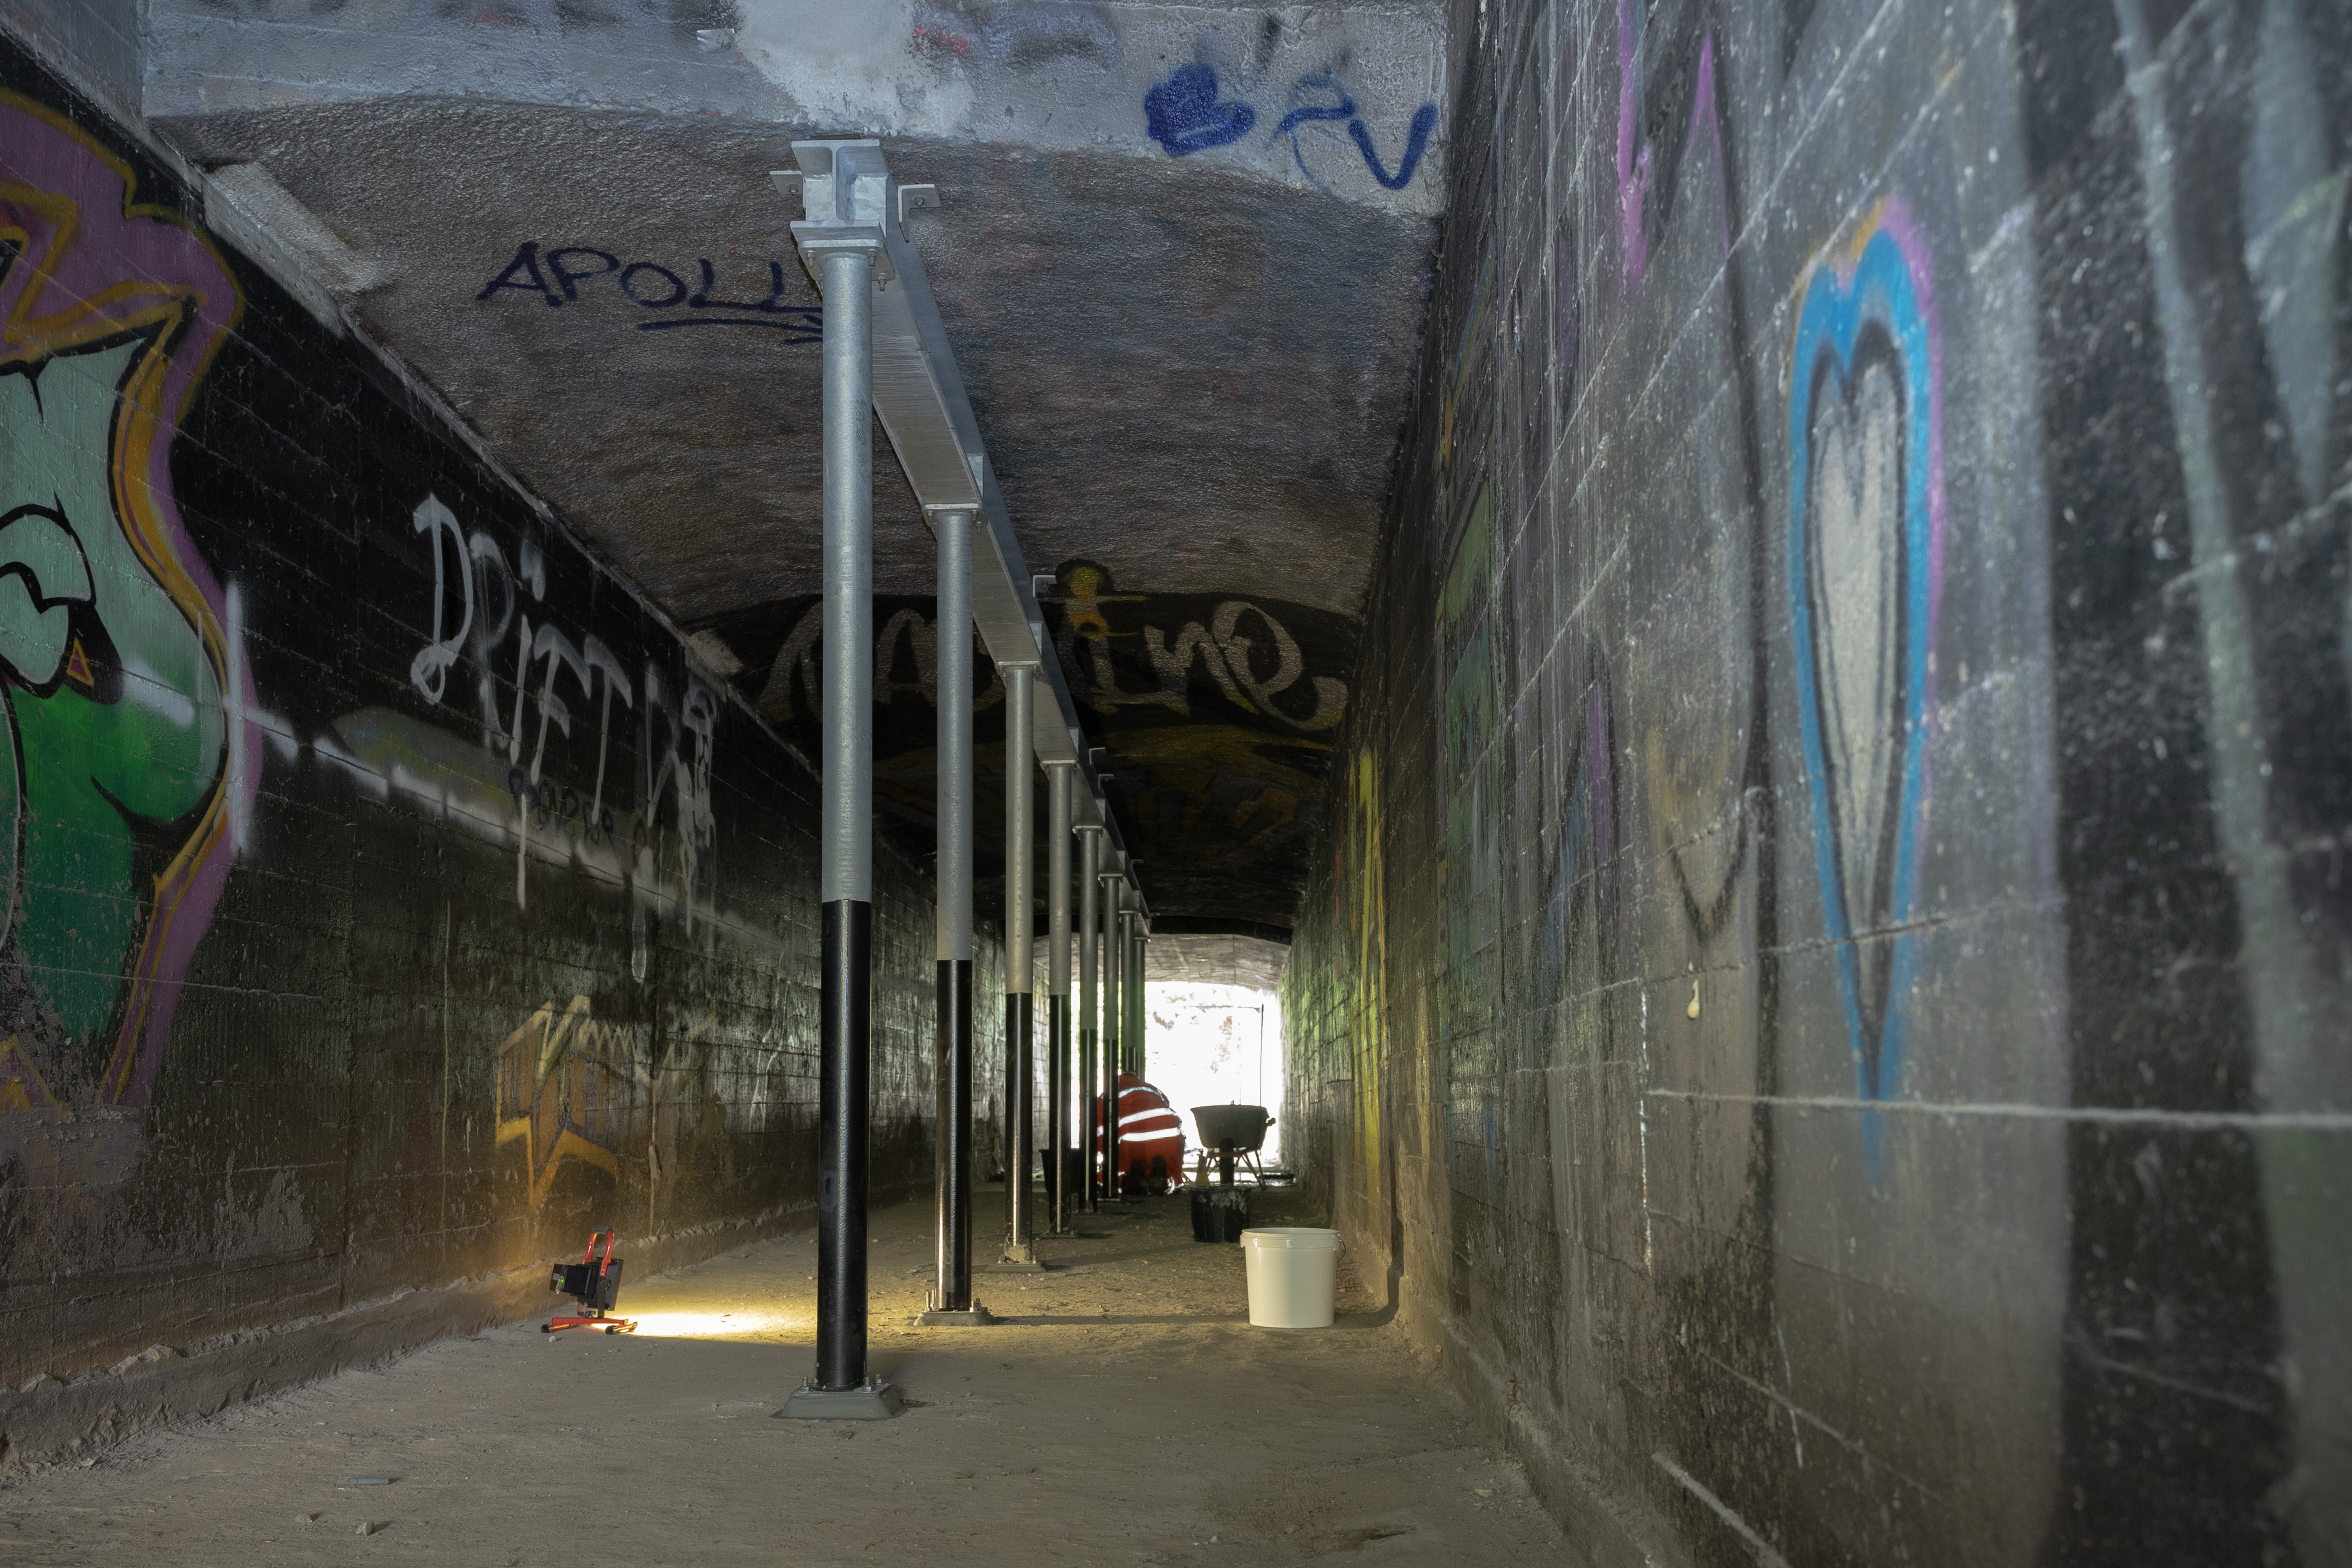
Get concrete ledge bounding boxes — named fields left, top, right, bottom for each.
left=1429, top=1302, right=1689, bottom=1568
left=1319, top=1201, right=1690, bottom=1568
left=0, top=1206, right=811, bottom=1472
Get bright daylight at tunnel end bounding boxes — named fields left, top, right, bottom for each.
left=0, top=1, right=2346, bottom=1565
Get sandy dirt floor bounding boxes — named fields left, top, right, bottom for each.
left=0, top=1186, right=1568, bottom=1566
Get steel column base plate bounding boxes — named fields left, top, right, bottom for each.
left=980, top=1255, right=1050, bottom=1272
left=775, top=1378, right=903, bottom=1421
left=918, top=1305, right=996, bottom=1326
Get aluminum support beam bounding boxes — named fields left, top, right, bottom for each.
left=766, top=141, right=1159, bottom=1337
left=1044, top=761, right=1073, bottom=1235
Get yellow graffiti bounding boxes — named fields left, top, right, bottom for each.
left=1110, top=725, right=1332, bottom=858
left=1642, top=716, right=1736, bottom=853
left=1348, top=750, right=1386, bottom=1181
left=0, top=1036, right=55, bottom=1114
left=494, top=996, right=717, bottom=1210
left=1059, top=561, right=1132, bottom=641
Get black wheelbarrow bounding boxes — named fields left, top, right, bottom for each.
left=1188, top=1104, right=1274, bottom=1243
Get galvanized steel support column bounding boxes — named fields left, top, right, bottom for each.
left=1001, top=664, right=1038, bottom=1264
left=929, top=508, right=978, bottom=1318
left=1044, top=762, right=1074, bottom=1235
left=814, top=243, right=873, bottom=1391
left=1128, top=918, right=1148, bottom=1077
left=1113, top=905, right=1125, bottom=1079
left=1129, top=921, right=1148, bottom=1081
left=1076, top=826, right=1102, bottom=1211
left=1100, top=871, right=1124, bottom=1199
left=777, top=143, right=899, bottom=1416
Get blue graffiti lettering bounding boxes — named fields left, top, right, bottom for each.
left=655, top=260, right=818, bottom=338
left=1351, top=104, right=1439, bottom=190
left=1273, top=74, right=1356, bottom=146
left=1144, top=64, right=1256, bottom=157
left=1276, top=75, right=1438, bottom=192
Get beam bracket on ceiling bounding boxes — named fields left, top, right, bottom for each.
left=898, top=184, right=941, bottom=227
left=782, top=142, right=895, bottom=284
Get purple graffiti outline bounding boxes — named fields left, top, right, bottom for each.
left=1616, top=1, right=1653, bottom=290
left=1618, top=19, right=1735, bottom=294
left=0, top=95, right=250, bottom=1110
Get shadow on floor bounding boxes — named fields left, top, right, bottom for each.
left=986, top=1312, right=1252, bottom=1326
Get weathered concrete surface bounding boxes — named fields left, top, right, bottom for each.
left=143, top=1, right=1449, bottom=217
left=1144, top=933, right=1288, bottom=991
left=136, top=2, right=1451, bottom=926
left=1032, top=932, right=1285, bottom=989
left=0, top=1205, right=785, bottom=1471
left=1, top=1190, right=1567, bottom=1567
left=151, top=104, right=1430, bottom=623
left=1286, top=1, right=2351, bottom=1566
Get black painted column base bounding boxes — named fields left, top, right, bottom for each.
left=1001, top=990, right=1036, bottom=1264
left=1105, top=1060, right=1124, bottom=1207
left=1046, top=994, right=1071, bottom=1235
left=815, top=899, right=873, bottom=1395
left=934, top=958, right=974, bottom=1314
left=1079, top=1028, right=1099, bottom=1212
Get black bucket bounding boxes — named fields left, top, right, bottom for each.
left=1190, top=1184, right=1252, bottom=1243
left=1039, top=1148, right=1086, bottom=1211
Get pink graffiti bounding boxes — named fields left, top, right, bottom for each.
left=1615, top=1, right=1651, bottom=292
left=1617, top=20, right=1730, bottom=292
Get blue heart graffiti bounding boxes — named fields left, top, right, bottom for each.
left=1144, top=64, right=1256, bottom=157
left=1785, top=211, right=1943, bottom=1173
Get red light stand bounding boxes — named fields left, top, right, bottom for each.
left=542, top=1229, right=637, bottom=1335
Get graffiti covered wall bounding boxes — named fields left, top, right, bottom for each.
left=1285, top=2, right=2350, bottom=1565
left=703, top=561, right=1357, bottom=933
left=0, top=38, right=970, bottom=1442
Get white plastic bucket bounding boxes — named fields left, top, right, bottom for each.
left=1241, top=1227, right=1341, bottom=1327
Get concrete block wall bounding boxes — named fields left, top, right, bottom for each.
left=0, top=34, right=996, bottom=1464
left=1284, top=2, right=2351, bottom=1564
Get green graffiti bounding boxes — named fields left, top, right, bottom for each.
left=0, top=336, right=223, bottom=1045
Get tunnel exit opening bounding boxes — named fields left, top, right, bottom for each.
left=1142, top=981, right=1286, bottom=1174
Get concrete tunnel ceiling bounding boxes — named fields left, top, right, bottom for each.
left=146, top=0, right=1448, bottom=936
